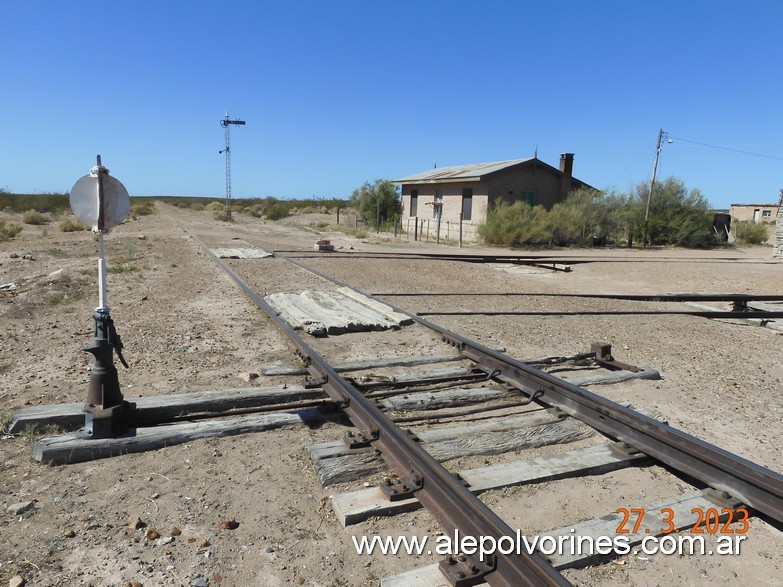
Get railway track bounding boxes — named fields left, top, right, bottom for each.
left=13, top=208, right=783, bottom=586
left=166, top=213, right=783, bottom=585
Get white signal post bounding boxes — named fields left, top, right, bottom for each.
left=68, top=155, right=132, bottom=439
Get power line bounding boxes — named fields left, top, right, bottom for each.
left=670, top=136, right=783, bottom=161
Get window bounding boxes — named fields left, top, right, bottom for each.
left=410, top=190, right=418, bottom=217
left=762, top=210, right=772, bottom=218
left=520, top=191, right=536, bottom=206
left=462, top=188, right=473, bottom=221
left=433, top=190, right=443, bottom=220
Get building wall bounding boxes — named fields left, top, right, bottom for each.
left=729, top=204, right=779, bottom=223
left=399, top=162, right=586, bottom=242
left=485, top=163, right=566, bottom=209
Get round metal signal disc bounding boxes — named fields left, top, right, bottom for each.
left=69, top=174, right=130, bottom=231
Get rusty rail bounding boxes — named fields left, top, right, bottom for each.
left=274, top=251, right=783, bottom=526
left=174, top=219, right=570, bottom=587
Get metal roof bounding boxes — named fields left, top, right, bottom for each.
left=393, top=158, right=535, bottom=183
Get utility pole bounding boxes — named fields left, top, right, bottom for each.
left=219, top=112, right=246, bottom=220
left=643, top=128, right=667, bottom=247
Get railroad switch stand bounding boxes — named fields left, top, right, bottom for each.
left=69, top=156, right=134, bottom=439
left=83, top=307, right=131, bottom=438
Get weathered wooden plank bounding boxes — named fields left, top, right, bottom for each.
left=210, top=247, right=272, bottom=259
left=748, top=300, right=783, bottom=312
left=31, top=409, right=327, bottom=465
left=332, top=443, right=643, bottom=526
left=265, top=292, right=328, bottom=336
left=381, top=385, right=514, bottom=412
left=337, top=286, right=414, bottom=326
left=315, top=418, right=595, bottom=485
left=7, top=386, right=323, bottom=434
left=308, top=410, right=565, bottom=461
left=380, top=489, right=741, bottom=584
left=565, top=367, right=660, bottom=387
left=381, top=564, right=464, bottom=587
left=260, top=354, right=467, bottom=376
left=266, top=290, right=413, bottom=336
left=545, top=488, right=741, bottom=569
left=302, top=290, right=397, bottom=331
left=684, top=301, right=783, bottom=332
left=460, top=443, right=646, bottom=492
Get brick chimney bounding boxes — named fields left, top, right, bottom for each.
left=559, top=153, right=574, bottom=198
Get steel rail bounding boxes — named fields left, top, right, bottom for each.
left=417, top=310, right=783, bottom=318
left=273, top=249, right=773, bottom=264
left=373, top=292, right=783, bottom=303
left=172, top=218, right=570, bottom=587
left=273, top=252, right=783, bottom=525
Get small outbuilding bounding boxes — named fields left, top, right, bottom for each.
left=729, top=203, right=780, bottom=223
left=394, top=153, right=594, bottom=242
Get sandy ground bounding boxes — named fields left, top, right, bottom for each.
left=1, top=205, right=782, bottom=587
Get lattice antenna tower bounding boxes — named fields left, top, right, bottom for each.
left=219, top=111, right=246, bottom=220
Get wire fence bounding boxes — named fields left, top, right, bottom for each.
left=335, top=210, right=479, bottom=247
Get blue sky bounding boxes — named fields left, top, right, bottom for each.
left=2, top=1, right=782, bottom=208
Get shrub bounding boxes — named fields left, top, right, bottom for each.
left=22, top=209, right=49, bottom=225
left=0, top=221, right=23, bottom=240
left=478, top=201, right=551, bottom=246
left=130, top=201, right=156, bottom=217
left=549, top=188, right=606, bottom=246
left=734, top=221, right=769, bottom=245
left=0, top=192, right=69, bottom=214
left=205, top=201, right=225, bottom=212
left=58, top=217, right=89, bottom=232
left=633, top=178, right=716, bottom=247
left=264, top=203, right=289, bottom=221
left=212, top=209, right=234, bottom=222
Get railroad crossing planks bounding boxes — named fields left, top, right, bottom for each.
left=265, top=289, right=412, bottom=336
left=332, top=443, right=645, bottom=526
left=209, top=247, right=272, bottom=259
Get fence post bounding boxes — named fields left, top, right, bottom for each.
left=459, top=212, right=463, bottom=248
left=336, top=207, right=340, bottom=225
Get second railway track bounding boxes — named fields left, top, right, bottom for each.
left=161, top=209, right=783, bottom=585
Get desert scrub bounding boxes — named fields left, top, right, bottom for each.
left=22, top=209, right=50, bottom=225
left=0, top=220, right=23, bottom=240
left=734, top=220, right=769, bottom=245
left=58, top=217, right=89, bottom=232
left=205, top=201, right=225, bottom=212
left=130, top=201, right=156, bottom=218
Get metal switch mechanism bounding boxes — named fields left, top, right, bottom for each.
left=69, top=155, right=133, bottom=439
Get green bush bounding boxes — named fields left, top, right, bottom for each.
left=633, top=178, right=716, bottom=247
left=478, top=201, right=551, bottom=246
left=548, top=188, right=608, bottom=246
left=205, top=201, right=225, bottom=212
left=264, top=203, right=289, bottom=220
left=0, top=192, right=69, bottom=214
left=58, top=217, right=89, bottom=232
left=130, top=201, right=156, bottom=217
left=0, top=221, right=23, bottom=240
left=212, top=209, right=234, bottom=222
left=22, top=209, right=50, bottom=225
left=734, top=221, right=769, bottom=245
